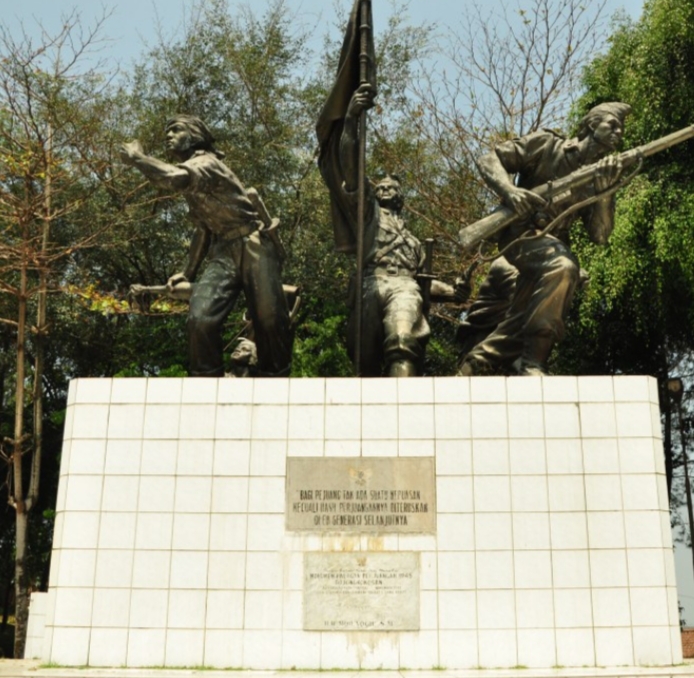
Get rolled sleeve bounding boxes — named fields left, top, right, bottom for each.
left=495, top=131, right=553, bottom=175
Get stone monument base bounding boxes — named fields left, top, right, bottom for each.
left=35, top=375, right=681, bottom=669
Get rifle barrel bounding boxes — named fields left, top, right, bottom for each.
left=459, top=124, right=694, bottom=252
left=626, top=124, right=694, bottom=160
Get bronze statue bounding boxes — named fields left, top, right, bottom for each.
left=456, top=257, right=519, bottom=361
left=315, top=0, right=460, bottom=377
left=120, top=115, right=292, bottom=377
left=458, top=102, right=632, bottom=376
left=317, top=83, right=459, bottom=376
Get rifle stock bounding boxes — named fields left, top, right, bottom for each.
left=459, top=124, right=694, bottom=252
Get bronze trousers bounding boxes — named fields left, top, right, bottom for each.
left=348, top=274, right=429, bottom=377
left=464, top=235, right=579, bottom=370
left=187, top=231, right=292, bottom=377
left=457, top=255, right=519, bottom=359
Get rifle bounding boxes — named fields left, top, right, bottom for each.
left=127, top=282, right=302, bottom=327
left=458, top=124, right=694, bottom=252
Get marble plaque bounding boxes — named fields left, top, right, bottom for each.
left=286, top=457, right=436, bottom=533
left=304, top=551, right=420, bottom=631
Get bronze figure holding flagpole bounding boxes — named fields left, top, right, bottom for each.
left=316, top=0, right=461, bottom=377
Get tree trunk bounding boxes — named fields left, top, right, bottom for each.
left=0, top=335, right=6, bottom=431
left=13, top=511, right=28, bottom=659
left=12, top=260, right=28, bottom=659
left=658, top=348, right=675, bottom=499
left=29, top=123, right=51, bottom=520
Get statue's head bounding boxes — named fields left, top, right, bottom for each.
left=165, top=115, right=224, bottom=157
left=230, top=338, right=258, bottom=368
left=577, top=102, right=632, bottom=151
left=374, top=174, right=404, bottom=212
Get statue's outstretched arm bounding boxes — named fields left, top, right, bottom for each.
left=120, top=140, right=191, bottom=191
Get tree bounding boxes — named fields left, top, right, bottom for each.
left=402, top=0, right=609, bottom=212
left=0, top=12, right=121, bottom=656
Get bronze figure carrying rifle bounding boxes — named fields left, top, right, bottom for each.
left=458, top=103, right=630, bottom=376
left=459, top=123, right=694, bottom=253
left=458, top=105, right=694, bottom=377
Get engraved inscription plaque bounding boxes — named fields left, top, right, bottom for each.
left=286, top=457, right=436, bottom=533
left=304, top=552, right=420, bottom=631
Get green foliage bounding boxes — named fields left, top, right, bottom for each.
left=292, top=312, right=353, bottom=378
left=424, top=335, right=459, bottom=377
left=113, top=364, right=187, bottom=378
left=559, top=0, right=694, bottom=380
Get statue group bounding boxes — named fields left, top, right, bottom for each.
left=121, top=0, right=692, bottom=380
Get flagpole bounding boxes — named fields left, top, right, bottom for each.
left=355, top=0, right=371, bottom=376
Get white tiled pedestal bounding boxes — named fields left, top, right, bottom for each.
left=38, top=375, right=681, bottom=669
left=24, top=592, right=47, bottom=659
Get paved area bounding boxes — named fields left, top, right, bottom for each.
left=2, top=661, right=694, bottom=678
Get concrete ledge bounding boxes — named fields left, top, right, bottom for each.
left=3, top=660, right=694, bottom=678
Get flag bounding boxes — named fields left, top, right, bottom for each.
left=316, top=0, right=377, bottom=253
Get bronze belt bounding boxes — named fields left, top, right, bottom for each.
left=367, top=264, right=416, bottom=278
left=217, top=222, right=259, bottom=242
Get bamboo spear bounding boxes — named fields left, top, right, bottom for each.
left=354, top=0, right=372, bottom=375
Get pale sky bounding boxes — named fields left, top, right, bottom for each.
left=5, top=0, right=647, bottom=70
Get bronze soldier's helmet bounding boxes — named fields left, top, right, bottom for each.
left=577, top=102, right=632, bottom=140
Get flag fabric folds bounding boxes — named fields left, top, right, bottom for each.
left=316, top=0, right=377, bottom=254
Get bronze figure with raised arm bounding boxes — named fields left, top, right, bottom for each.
left=120, top=115, right=292, bottom=377
left=458, top=102, right=631, bottom=376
